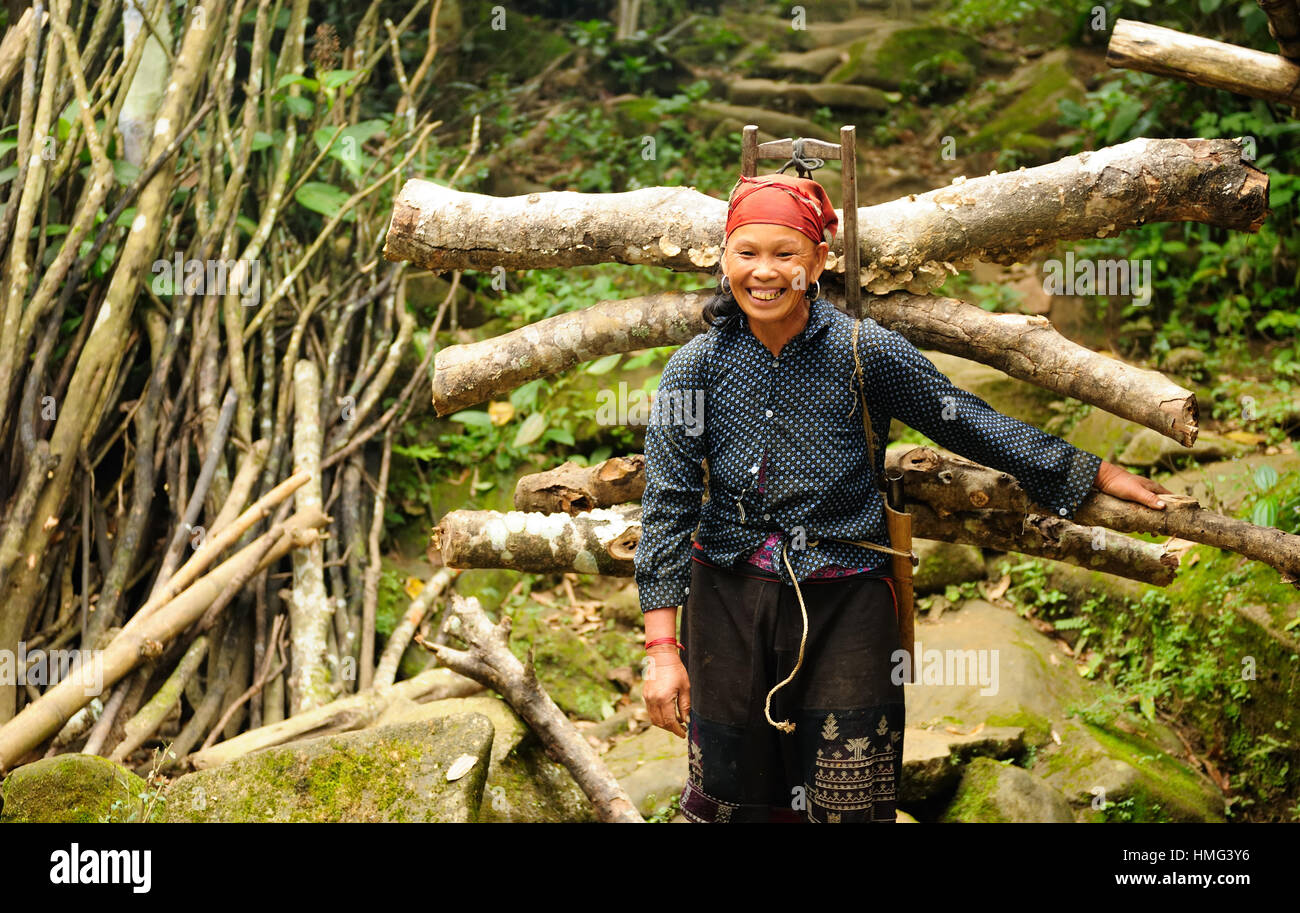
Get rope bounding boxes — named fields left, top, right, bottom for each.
left=763, top=540, right=810, bottom=733
left=778, top=137, right=825, bottom=179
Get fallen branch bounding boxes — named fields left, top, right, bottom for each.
left=108, top=635, right=210, bottom=764
left=384, top=138, right=1267, bottom=292
left=373, top=566, right=457, bottom=689
left=187, top=666, right=483, bottom=770
left=418, top=594, right=643, bottom=823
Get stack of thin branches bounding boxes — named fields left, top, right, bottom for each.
left=0, top=0, right=464, bottom=774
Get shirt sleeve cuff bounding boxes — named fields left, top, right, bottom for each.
left=636, top=578, right=689, bottom=615
left=1049, top=449, right=1104, bottom=520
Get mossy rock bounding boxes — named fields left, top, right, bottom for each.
left=939, top=757, right=1074, bottom=822
left=968, top=50, right=1085, bottom=161
left=1117, top=428, right=1248, bottom=471
left=377, top=695, right=596, bottom=822
left=602, top=724, right=689, bottom=818
left=508, top=604, right=639, bottom=721
left=1063, top=407, right=1146, bottom=464
left=826, top=26, right=983, bottom=91
left=913, top=538, right=986, bottom=595
left=157, top=716, right=493, bottom=822
left=1, top=754, right=150, bottom=823
left=921, top=350, right=1062, bottom=428
left=1034, top=717, right=1224, bottom=823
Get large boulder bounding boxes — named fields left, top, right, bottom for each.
left=825, top=25, right=984, bottom=92
left=939, top=757, right=1075, bottom=822
left=603, top=724, right=689, bottom=818
left=913, top=538, right=987, bottom=595
left=1, top=754, right=150, bottom=823
left=901, top=724, right=1024, bottom=802
left=157, top=715, right=493, bottom=822
left=376, top=695, right=596, bottom=823
left=1035, top=717, right=1226, bottom=823
left=907, top=599, right=1227, bottom=821
left=1118, top=428, right=1249, bottom=470
left=966, top=50, right=1087, bottom=164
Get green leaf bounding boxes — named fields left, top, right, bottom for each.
left=294, top=181, right=355, bottom=221
left=447, top=410, right=493, bottom=427
left=590, top=446, right=612, bottom=464
left=509, top=379, right=543, bottom=411
left=514, top=412, right=548, bottom=448
left=250, top=131, right=274, bottom=151
left=0, top=165, right=16, bottom=186
left=1254, top=465, right=1279, bottom=492
left=112, top=159, right=140, bottom=186
left=1252, top=499, right=1277, bottom=529
left=321, top=69, right=359, bottom=90
left=284, top=95, right=315, bottom=119
left=30, top=224, right=69, bottom=238
left=276, top=73, right=318, bottom=91
left=542, top=427, right=575, bottom=446
left=0, top=139, right=15, bottom=157
left=585, top=353, right=622, bottom=375
left=1139, top=693, right=1155, bottom=721
left=115, top=207, right=136, bottom=227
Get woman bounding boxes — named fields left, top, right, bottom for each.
left=634, top=172, right=1171, bottom=823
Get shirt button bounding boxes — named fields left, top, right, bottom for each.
left=764, top=513, right=771, bottom=520
left=765, top=409, right=773, bottom=418
left=750, top=464, right=759, bottom=473
left=1058, top=507, right=1068, bottom=516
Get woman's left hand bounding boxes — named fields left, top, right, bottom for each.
left=1094, top=459, right=1173, bottom=510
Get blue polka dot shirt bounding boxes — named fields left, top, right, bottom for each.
left=634, top=296, right=1104, bottom=614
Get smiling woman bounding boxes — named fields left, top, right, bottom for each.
left=636, top=170, right=1171, bottom=824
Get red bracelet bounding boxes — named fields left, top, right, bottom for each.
left=645, top=637, right=684, bottom=651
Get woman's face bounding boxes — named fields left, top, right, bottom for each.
left=722, top=223, right=829, bottom=330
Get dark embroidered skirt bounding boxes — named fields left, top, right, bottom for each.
left=678, top=554, right=904, bottom=823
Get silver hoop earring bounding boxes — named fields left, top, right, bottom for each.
left=721, top=275, right=733, bottom=297
left=808, top=279, right=821, bottom=301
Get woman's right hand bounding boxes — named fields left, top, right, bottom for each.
left=643, top=649, right=691, bottom=738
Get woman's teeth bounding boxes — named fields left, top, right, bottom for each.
left=750, top=288, right=784, bottom=301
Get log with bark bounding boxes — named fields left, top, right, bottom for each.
left=417, top=593, right=643, bottom=823
left=429, top=499, right=1178, bottom=584
left=429, top=288, right=1199, bottom=447
left=383, top=137, right=1267, bottom=292
left=430, top=504, right=642, bottom=576
left=487, top=445, right=1300, bottom=586
left=1259, top=0, right=1300, bottom=61
left=1108, top=18, right=1300, bottom=107
left=514, top=455, right=647, bottom=514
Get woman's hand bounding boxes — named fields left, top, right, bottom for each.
left=643, top=648, right=691, bottom=738
left=1094, top=459, right=1173, bottom=510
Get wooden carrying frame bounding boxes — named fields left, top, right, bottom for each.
left=740, top=124, right=916, bottom=681
left=740, top=124, right=861, bottom=317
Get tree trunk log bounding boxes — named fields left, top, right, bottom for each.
left=187, top=666, right=484, bottom=770
left=109, top=635, right=210, bottom=763
left=430, top=287, right=1197, bottom=448
left=431, top=504, right=642, bottom=576
left=384, top=138, right=1267, bottom=291
left=423, top=594, right=643, bottom=823
left=372, top=566, right=457, bottom=689
left=514, top=455, right=647, bottom=514
left=1108, top=18, right=1300, bottom=106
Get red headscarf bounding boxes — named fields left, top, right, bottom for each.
left=725, top=172, right=838, bottom=246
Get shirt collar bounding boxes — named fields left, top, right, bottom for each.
left=735, top=296, right=835, bottom=351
